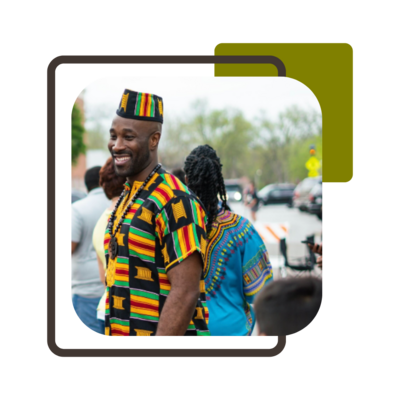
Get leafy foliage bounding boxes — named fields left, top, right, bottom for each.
left=71, top=104, right=86, bottom=165
left=159, top=101, right=322, bottom=187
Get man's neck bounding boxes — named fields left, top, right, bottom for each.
left=126, top=159, right=159, bottom=185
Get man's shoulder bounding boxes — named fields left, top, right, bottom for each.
left=157, top=171, right=191, bottom=195
left=148, top=172, right=202, bottom=210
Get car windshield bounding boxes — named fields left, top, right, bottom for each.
left=225, top=184, right=242, bottom=192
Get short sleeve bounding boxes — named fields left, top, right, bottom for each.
left=241, top=222, right=273, bottom=303
left=155, top=195, right=207, bottom=272
left=71, top=205, right=83, bottom=243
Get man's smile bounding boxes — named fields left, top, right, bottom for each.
left=114, top=155, right=132, bottom=166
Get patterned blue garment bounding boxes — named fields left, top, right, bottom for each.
left=204, top=208, right=273, bottom=336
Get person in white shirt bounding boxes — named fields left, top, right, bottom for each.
left=71, top=166, right=110, bottom=334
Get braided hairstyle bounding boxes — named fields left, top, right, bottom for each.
left=184, top=145, right=230, bottom=237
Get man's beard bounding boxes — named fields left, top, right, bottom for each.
left=113, top=147, right=151, bottom=178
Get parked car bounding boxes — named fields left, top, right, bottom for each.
left=292, top=176, right=322, bottom=211
left=72, top=189, right=87, bottom=203
left=307, top=182, right=322, bottom=220
left=257, top=183, right=295, bottom=206
left=224, top=179, right=243, bottom=202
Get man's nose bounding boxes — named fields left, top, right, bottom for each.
left=113, top=137, right=126, bottom=152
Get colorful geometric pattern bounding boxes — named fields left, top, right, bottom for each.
left=104, top=168, right=209, bottom=336
left=128, top=226, right=156, bottom=263
left=109, top=318, right=130, bottom=336
left=138, top=207, right=154, bottom=224
left=242, top=247, right=272, bottom=297
left=120, top=92, right=129, bottom=112
left=116, top=89, right=164, bottom=123
left=130, top=289, right=159, bottom=321
left=203, top=208, right=273, bottom=336
left=158, top=98, right=163, bottom=116
left=172, top=200, right=187, bottom=223
left=157, top=267, right=171, bottom=296
left=134, top=92, right=156, bottom=118
left=168, top=223, right=201, bottom=271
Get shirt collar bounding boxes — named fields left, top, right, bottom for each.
left=124, top=180, right=144, bottom=193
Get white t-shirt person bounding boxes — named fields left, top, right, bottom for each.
left=71, top=187, right=110, bottom=298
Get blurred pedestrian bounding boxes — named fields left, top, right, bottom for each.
left=171, top=167, right=185, bottom=184
left=308, top=242, right=322, bottom=268
left=244, top=181, right=260, bottom=222
left=104, top=89, right=209, bottom=336
left=254, top=277, right=322, bottom=336
left=92, top=157, right=126, bottom=334
left=184, top=144, right=273, bottom=336
left=71, top=166, right=111, bottom=334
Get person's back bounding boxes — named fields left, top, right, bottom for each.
left=71, top=166, right=111, bottom=334
left=204, top=208, right=273, bottom=335
left=184, top=144, right=273, bottom=336
left=71, top=188, right=110, bottom=296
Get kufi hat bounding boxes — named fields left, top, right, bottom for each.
left=116, top=89, right=163, bottom=124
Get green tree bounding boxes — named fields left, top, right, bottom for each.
left=159, top=100, right=322, bottom=187
left=256, top=106, right=322, bottom=186
left=211, top=109, right=256, bottom=178
left=159, top=100, right=257, bottom=177
left=71, top=103, right=86, bottom=165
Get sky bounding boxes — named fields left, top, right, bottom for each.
left=81, top=76, right=321, bottom=130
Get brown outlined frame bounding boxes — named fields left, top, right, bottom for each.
left=45, top=49, right=342, bottom=358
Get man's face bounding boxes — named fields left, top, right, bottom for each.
left=108, top=116, right=159, bottom=178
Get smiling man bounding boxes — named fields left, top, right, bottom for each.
left=104, top=89, right=210, bottom=336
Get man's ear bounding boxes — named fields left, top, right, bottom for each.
left=149, top=131, right=161, bottom=150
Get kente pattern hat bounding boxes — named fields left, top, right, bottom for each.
left=116, top=89, right=163, bottom=123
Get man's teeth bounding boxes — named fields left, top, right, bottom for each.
left=116, top=157, right=130, bottom=161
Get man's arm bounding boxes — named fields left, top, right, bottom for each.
left=71, top=241, right=79, bottom=254
left=71, top=206, right=83, bottom=254
left=156, top=252, right=202, bottom=336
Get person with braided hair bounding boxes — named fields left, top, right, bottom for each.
left=184, top=145, right=273, bottom=336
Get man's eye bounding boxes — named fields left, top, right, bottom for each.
left=110, top=136, right=117, bottom=140
left=125, top=136, right=134, bottom=140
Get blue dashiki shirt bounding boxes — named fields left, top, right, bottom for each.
left=204, top=208, right=273, bottom=336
